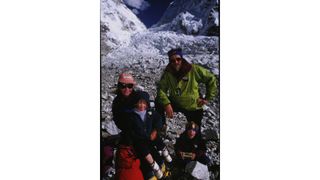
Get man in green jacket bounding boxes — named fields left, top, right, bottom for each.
left=156, top=48, right=218, bottom=131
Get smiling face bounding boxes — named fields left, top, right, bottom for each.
left=187, top=128, right=197, bottom=139
left=169, top=54, right=182, bottom=71
left=135, top=99, right=148, bottom=111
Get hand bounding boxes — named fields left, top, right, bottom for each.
left=150, top=130, right=157, bottom=141
left=164, top=104, right=174, bottom=118
left=191, top=153, right=196, bottom=160
left=197, top=98, right=208, bottom=107
left=178, top=151, right=184, bottom=159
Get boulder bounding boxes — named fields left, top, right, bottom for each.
left=185, top=161, right=210, bottom=180
left=102, top=120, right=121, bottom=136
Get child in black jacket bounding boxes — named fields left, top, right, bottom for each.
left=128, top=91, right=172, bottom=180
left=174, top=121, right=209, bottom=168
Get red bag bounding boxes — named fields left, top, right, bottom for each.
left=116, top=145, right=137, bottom=169
left=115, top=145, right=144, bottom=180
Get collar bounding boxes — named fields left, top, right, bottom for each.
left=165, top=58, right=192, bottom=81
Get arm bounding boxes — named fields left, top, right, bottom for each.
left=111, top=99, right=127, bottom=130
left=195, top=138, right=207, bottom=158
left=174, top=136, right=184, bottom=159
left=194, top=65, right=218, bottom=101
left=157, top=73, right=171, bottom=107
left=157, top=74, right=174, bottom=118
left=152, top=111, right=163, bottom=130
left=150, top=112, right=166, bottom=149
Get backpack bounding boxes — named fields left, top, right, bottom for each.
left=116, top=145, right=138, bottom=169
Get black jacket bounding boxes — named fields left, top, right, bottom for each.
left=112, top=90, right=139, bottom=131
left=175, top=131, right=206, bottom=158
left=128, top=109, right=164, bottom=158
left=112, top=90, right=141, bottom=145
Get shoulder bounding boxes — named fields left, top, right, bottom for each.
left=147, top=109, right=160, bottom=116
left=112, top=95, right=121, bottom=109
left=194, top=134, right=205, bottom=143
left=178, top=132, right=188, bottom=140
left=160, top=71, right=169, bottom=79
left=191, top=64, right=206, bottom=71
left=112, top=94, right=120, bottom=103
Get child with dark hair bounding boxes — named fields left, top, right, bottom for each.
left=174, top=121, right=209, bottom=168
left=128, top=91, right=172, bottom=180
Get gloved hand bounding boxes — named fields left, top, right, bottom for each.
left=150, top=161, right=163, bottom=179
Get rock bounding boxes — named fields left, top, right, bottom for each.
left=103, top=120, right=121, bottom=135
left=203, top=129, right=219, bottom=141
left=135, top=84, right=145, bottom=91
left=185, top=161, right=210, bottom=180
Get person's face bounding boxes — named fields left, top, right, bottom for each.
left=118, top=83, right=134, bottom=97
left=187, top=128, right=197, bottom=139
left=169, top=54, right=182, bottom=71
left=136, top=99, right=148, bottom=111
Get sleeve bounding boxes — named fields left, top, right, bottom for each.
left=111, top=99, right=123, bottom=130
left=151, top=111, right=163, bottom=131
left=195, top=138, right=207, bottom=158
left=174, top=136, right=183, bottom=153
left=194, top=65, right=218, bottom=101
left=157, top=73, right=171, bottom=106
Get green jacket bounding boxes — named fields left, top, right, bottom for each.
left=157, top=64, right=217, bottom=111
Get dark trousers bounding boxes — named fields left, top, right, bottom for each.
left=155, top=99, right=203, bottom=130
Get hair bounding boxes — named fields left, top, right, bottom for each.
left=185, top=121, right=199, bottom=132
left=133, top=91, right=150, bottom=107
left=167, top=48, right=183, bottom=58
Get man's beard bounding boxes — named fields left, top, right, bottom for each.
left=174, top=64, right=181, bottom=71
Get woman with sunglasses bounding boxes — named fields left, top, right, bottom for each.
left=112, top=72, right=138, bottom=130
left=112, top=72, right=145, bottom=180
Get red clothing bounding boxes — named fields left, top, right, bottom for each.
left=115, top=145, right=144, bottom=180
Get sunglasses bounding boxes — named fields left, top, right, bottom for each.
left=170, top=57, right=182, bottom=63
left=118, top=83, right=134, bottom=89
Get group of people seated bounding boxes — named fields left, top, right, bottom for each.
left=102, top=48, right=218, bottom=180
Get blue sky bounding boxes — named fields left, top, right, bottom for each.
left=123, top=0, right=173, bottom=27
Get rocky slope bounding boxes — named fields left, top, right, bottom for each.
left=101, top=65, right=220, bottom=179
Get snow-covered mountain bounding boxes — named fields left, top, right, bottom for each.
left=100, top=0, right=146, bottom=55
left=152, top=0, right=219, bottom=36
left=101, top=0, right=219, bottom=75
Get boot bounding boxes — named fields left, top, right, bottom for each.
left=150, top=161, right=163, bottom=179
left=161, top=148, right=172, bottom=163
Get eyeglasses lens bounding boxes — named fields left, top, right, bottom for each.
left=118, top=83, right=133, bottom=89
